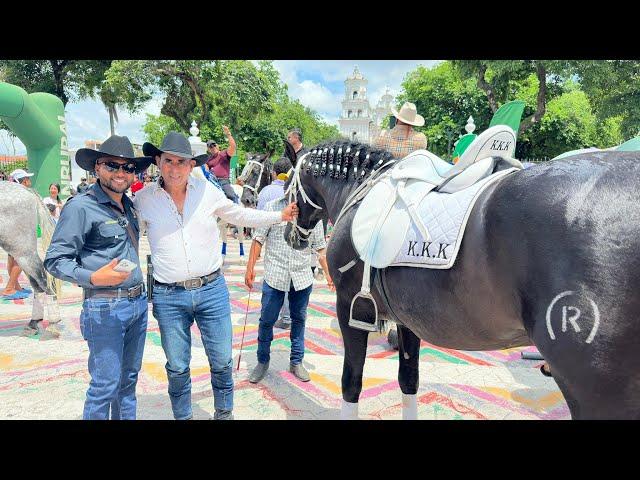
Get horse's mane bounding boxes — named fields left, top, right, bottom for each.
left=301, top=140, right=395, bottom=183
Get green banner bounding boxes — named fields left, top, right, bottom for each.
left=489, top=100, right=526, bottom=137
left=452, top=133, right=476, bottom=161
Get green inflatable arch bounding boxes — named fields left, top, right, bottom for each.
left=0, top=81, right=70, bottom=199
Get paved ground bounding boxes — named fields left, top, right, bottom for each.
left=0, top=235, right=569, bottom=420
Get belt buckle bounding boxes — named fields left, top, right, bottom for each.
left=127, top=284, right=141, bottom=300
left=185, top=277, right=203, bottom=290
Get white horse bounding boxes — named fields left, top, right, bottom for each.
left=0, top=181, right=63, bottom=336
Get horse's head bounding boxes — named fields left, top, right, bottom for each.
left=283, top=150, right=328, bottom=251
left=239, top=153, right=272, bottom=207
left=283, top=140, right=397, bottom=251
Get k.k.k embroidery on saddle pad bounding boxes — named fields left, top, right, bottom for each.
left=391, top=168, right=516, bottom=269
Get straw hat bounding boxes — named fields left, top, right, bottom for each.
left=391, top=102, right=425, bottom=127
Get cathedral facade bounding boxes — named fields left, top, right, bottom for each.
left=338, top=66, right=394, bottom=144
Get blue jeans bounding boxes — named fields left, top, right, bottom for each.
left=79, top=294, right=148, bottom=420
left=257, top=281, right=312, bottom=365
left=152, top=275, right=233, bottom=420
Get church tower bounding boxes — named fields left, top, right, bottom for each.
left=338, top=67, right=395, bottom=144
left=339, top=66, right=372, bottom=143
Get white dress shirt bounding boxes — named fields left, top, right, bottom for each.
left=134, top=176, right=281, bottom=283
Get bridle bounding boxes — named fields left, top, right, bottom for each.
left=284, top=152, right=322, bottom=243
left=239, top=158, right=266, bottom=194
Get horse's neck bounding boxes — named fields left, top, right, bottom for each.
left=313, top=177, right=363, bottom=224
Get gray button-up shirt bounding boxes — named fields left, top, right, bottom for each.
left=252, top=196, right=326, bottom=292
left=44, top=181, right=143, bottom=290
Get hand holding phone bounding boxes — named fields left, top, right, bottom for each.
left=113, top=259, right=138, bottom=273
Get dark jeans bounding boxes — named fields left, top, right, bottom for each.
left=79, top=294, right=148, bottom=420
left=152, top=275, right=233, bottom=420
left=218, top=178, right=239, bottom=204
left=257, top=281, right=312, bottom=365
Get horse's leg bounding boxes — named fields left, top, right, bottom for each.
left=13, top=254, right=47, bottom=335
left=336, top=297, right=369, bottom=419
left=397, top=324, right=421, bottom=420
left=17, top=253, right=61, bottom=337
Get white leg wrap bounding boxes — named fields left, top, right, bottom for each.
left=402, top=394, right=418, bottom=420
left=45, top=294, right=61, bottom=324
left=32, top=292, right=45, bottom=320
left=340, top=400, right=359, bottom=420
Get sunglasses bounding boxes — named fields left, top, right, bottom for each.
left=98, top=161, right=137, bottom=174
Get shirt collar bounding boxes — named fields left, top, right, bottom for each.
left=272, top=179, right=285, bottom=185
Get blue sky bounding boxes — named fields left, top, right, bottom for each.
left=0, top=60, right=440, bottom=155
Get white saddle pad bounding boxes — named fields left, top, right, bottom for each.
left=390, top=168, right=516, bottom=269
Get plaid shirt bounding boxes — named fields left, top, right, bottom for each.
left=373, top=124, right=428, bottom=158
left=252, top=197, right=326, bottom=292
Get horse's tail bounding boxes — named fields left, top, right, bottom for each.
left=33, top=193, right=62, bottom=299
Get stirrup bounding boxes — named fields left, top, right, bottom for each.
left=349, top=291, right=379, bottom=332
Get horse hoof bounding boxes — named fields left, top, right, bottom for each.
left=21, top=326, right=39, bottom=337
left=40, top=325, right=61, bottom=340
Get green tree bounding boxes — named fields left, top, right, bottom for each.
left=142, top=114, right=182, bottom=147
left=571, top=60, right=640, bottom=139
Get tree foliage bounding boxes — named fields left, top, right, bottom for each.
left=400, top=61, right=629, bottom=159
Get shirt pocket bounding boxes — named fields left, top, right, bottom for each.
left=98, top=222, right=127, bottom=245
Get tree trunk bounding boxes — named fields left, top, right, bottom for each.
left=108, top=105, right=116, bottom=136
left=519, top=62, right=547, bottom=134
left=48, top=60, right=69, bottom=105
left=476, top=64, right=498, bottom=113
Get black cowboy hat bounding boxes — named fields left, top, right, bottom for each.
left=143, top=131, right=209, bottom=167
left=75, top=135, right=152, bottom=173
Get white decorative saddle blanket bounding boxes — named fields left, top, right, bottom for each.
left=390, top=168, right=515, bottom=269
left=351, top=167, right=517, bottom=270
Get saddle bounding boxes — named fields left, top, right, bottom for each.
left=344, top=126, right=522, bottom=332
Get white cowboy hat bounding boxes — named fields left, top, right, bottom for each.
left=391, top=102, right=425, bottom=127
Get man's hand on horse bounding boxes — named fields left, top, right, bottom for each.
left=90, top=259, right=131, bottom=287
left=281, top=202, right=299, bottom=222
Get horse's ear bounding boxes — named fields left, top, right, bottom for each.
left=284, top=140, right=297, bottom=166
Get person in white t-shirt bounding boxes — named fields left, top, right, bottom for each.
left=42, top=183, right=63, bottom=221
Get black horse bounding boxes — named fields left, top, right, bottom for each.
left=284, top=141, right=640, bottom=420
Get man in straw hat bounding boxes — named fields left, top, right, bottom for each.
left=134, top=131, right=299, bottom=420
left=45, top=135, right=153, bottom=420
left=374, top=101, right=428, bottom=158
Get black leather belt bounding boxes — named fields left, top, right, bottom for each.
left=155, top=270, right=221, bottom=290
left=84, top=283, right=145, bottom=300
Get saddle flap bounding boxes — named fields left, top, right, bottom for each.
left=351, top=179, right=412, bottom=269
left=391, top=150, right=454, bottom=183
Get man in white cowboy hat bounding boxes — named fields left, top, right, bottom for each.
left=44, top=135, right=153, bottom=420
left=134, top=131, right=299, bottom=420
left=374, top=101, right=428, bottom=158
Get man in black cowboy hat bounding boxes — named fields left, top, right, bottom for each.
left=45, top=135, right=152, bottom=420
left=134, top=131, right=299, bottom=420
